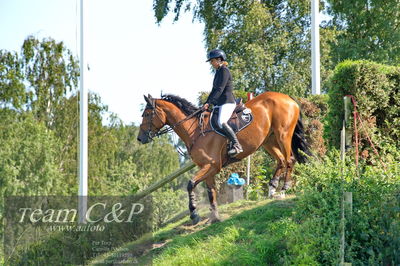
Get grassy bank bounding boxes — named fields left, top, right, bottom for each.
left=90, top=197, right=296, bottom=265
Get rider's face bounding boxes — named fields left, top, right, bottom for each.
left=210, top=58, right=221, bottom=69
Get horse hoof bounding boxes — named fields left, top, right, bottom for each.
left=282, top=182, right=292, bottom=191
left=268, top=186, right=276, bottom=198
left=192, top=215, right=200, bottom=225
left=210, top=218, right=221, bottom=224
left=209, top=212, right=221, bottom=224
left=190, top=210, right=201, bottom=225
left=273, top=191, right=286, bottom=199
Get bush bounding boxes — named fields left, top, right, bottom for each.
left=286, top=149, right=400, bottom=265
left=326, top=60, right=400, bottom=149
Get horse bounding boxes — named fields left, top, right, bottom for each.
left=137, top=91, right=310, bottom=224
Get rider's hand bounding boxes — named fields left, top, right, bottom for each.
left=202, top=103, right=209, bottom=110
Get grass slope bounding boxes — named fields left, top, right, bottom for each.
left=90, top=197, right=296, bottom=265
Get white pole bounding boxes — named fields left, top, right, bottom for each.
left=311, top=0, right=321, bottom=95
left=246, top=157, right=250, bottom=183
left=79, top=0, right=88, bottom=223
left=246, top=93, right=253, bottom=199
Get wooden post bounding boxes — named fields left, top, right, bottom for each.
left=340, top=96, right=353, bottom=266
left=344, top=192, right=353, bottom=218
left=340, top=119, right=346, bottom=265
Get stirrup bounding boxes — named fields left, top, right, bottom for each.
left=228, top=144, right=243, bottom=157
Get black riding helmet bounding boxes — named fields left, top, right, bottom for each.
left=206, top=49, right=227, bottom=62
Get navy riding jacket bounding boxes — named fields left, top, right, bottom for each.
left=205, top=65, right=235, bottom=106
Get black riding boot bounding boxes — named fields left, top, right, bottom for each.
left=221, top=123, right=243, bottom=157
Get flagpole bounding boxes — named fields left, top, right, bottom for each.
left=79, top=0, right=88, bottom=223
left=311, top=0, right=320, bottom=95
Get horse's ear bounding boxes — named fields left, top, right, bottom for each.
left=144, top=95, right=151, bottom=105
left=144, top=95, right=154, bottom=108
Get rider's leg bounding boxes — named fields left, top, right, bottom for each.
left=217, top=103, right=243, bottom=156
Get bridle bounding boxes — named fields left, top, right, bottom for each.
left=142, top=102, right=159, bottom=140
left=142, top=99, right=204, bottom=142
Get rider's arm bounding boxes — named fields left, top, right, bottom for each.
left=205, top=67, right=230, bottom=105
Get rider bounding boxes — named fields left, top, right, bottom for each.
left=202, top=49, right=243, bottom=157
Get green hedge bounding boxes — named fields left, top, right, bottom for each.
left=289, top=149, right=400, bottom=265
left=326, top=60, right=400, bottom=148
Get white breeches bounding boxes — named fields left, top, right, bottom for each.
left=217, top=103, right=236, bottom=128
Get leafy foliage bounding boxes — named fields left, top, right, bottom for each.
left=290, top=149, right=400, bottom=265
left=21, top=36, right=79, bottom=128
left=0, top=111, right=63, bottom=196
left=0, top=51, right=26, bottom=109
left=326, top=60, right=400, bottom=150
left=0, top=110, right=64, bottom=263
left=326, top=0, right=400, bottom=65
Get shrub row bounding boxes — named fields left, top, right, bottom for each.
left=288, top=149, right=400, bottom=265
left=326, top=60, right=400, bottom=149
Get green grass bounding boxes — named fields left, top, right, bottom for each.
left=90, top=197, right=297, bottom=265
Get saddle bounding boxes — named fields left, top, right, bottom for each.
left=210, top=99, right=253, bottom=137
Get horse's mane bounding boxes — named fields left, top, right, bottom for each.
left=161, top=94, right=200, bottom=116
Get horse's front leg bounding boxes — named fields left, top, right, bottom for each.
left=187, top=164, right=219, bottom=225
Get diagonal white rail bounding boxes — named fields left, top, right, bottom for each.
left=133, top=161, right=196, bottom=201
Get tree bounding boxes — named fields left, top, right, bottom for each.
left=21, top=36, right=79, bottom=128
left=325, top=0, right=400, bottom=65
left=153, top=0, right=335, bottom=96
left=0, top=36, right=80, bottom=195
left=0, top=110, right=64, bottom=198
left=0, top=51, right=26, bottom=109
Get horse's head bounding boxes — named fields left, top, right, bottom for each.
left=137, top=94, right=167, bottom=144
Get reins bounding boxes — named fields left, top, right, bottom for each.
left=144, top=99, right=214, bottom=156
left=153, top=108, right=204, bottom=138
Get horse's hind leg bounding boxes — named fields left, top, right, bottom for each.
left=282, top=156, right=296, bottom=191
left=274, top=123, right=298, bottom=193
left=205, top=177, right=220, bottom=223
left=263, top=136, right=286, bottom=198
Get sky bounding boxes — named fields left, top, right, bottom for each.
left=0, top=0, right=214, bottom=125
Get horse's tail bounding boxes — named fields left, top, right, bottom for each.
left=291, top=114, right=312, bottom=163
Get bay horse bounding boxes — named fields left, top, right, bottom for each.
left=137, top=91, right=310, bottom=224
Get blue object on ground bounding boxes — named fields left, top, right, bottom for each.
left=227, top=173, right=246, bottom=186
